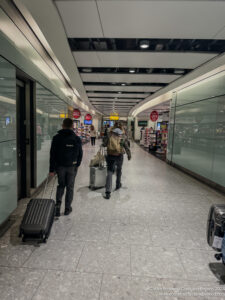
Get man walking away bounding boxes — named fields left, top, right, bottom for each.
left=103, top=126, right=131, bottom=200
left=49, top=118, right=83, bottom=216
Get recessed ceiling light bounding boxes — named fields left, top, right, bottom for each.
left=82, top=68, right=92, bottom=72
left=118, top=92, right=122, bottom=94
left=0, top=77, right=4, bottom=80
left=129, top=68, right=135, bottom=73
left=174, top=69, right=185, bottom=74
left=121, top=83, right=126, bottom=86
left=140, top=40, right=149, bottom=49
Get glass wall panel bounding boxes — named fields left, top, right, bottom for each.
left=36, top=84, right=67, bottom=186
left=177, top=71, right=225, bottom=106
left=0, top=56, right=17, bottom=224
left=172, top=99, right=216, bottom=180
left=212, top=96, right=225, bottom=186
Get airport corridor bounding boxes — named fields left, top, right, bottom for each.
left=0, top=142, right=225, bottom=299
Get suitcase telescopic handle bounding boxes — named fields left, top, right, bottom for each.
left=42, top=174, right=56, bottom=200
left=99, top=145, right=105, bottom=168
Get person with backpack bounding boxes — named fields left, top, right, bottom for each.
left=103, top=126, right=131, bottom=199
left=49, top=118, right=83, bottom=216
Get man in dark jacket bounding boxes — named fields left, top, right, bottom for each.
left=49, top=118, right=83, bottom=216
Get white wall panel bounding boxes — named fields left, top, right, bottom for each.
left=87, top=92, right=148, bottom=98
left=85, top=85, right=162, bottom=92
left=55, top=1, right=103, bottom=37
left=97, top=0, right=225, bottom=39
left=74, top=51, right=218, bottom=69
left=81, top=73, right=180, bottom=83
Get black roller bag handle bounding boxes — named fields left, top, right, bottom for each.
left=19, top=175, right=56, bottom=243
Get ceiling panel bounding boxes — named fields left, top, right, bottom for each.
left=97, top=0, right=225, bottom=39
left=84, top=85, right=162, bottom=92
left=74, top=51, right=218, bottom=69
left=55, top=1, right=103, bottom=37
left=87, top=92, right=148, bottom=98
left=81, top=73, right=180, bottom=83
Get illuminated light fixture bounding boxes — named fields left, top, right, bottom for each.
left=129, top=68, right=135, bottom=73
left=82, top=68, right=92, bottom=72
left=174, top=69, right=185, bottom=75
left=140, top=40, right=149, bottom=49
left=118, top=92, right=122, bottom=94
left=0, top=77, right=4, bottom=80
left=121, top=83, right=126, bottom=86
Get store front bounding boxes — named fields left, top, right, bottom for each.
left=137, top=102, right=170, bottom=161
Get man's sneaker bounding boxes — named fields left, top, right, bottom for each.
left=55, top=208, right=61, bottom=217
left=64, top=207, right=72, bottom=216
left=115, top=183, right=122, bottom=190
left=104, top=192, right=111, bottom=200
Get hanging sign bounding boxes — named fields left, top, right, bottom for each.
left=85, top=113, right=92, bottom=121
left=150, top=110, right=159, bottom=122
left=73, top=109, right=81, bottom=119
left=110, top=112, right=119, bottom=121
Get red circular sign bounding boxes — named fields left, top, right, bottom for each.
left=150, top=110, right=159, bottom=122
left=85, top=114, right=92, bottom=121
left=73, top=109, right=81, bottom=119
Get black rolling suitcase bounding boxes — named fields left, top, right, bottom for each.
left=207, top=204, right=225, bottom=250
left=207, top=204, right=225, bottom=263
left=19, top=176, right=56, bottom=243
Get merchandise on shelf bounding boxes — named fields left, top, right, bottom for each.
left=73, top=123, right=90, bottom=144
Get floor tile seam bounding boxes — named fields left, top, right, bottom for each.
left=19, top=245, right=37, bottom=267
left=174, top=247, right=189, bottom=279
left=0, top=264, right=218, bottom=284
left=74, top=240, right=87, bottom=272
left=30, top=271, right=47, bottom=300
left=98, top=273, right=104, bottom=300
left=62, top=218, right=79, bottom=241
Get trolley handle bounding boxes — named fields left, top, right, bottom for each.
left=42, top=174, right=56, bottom=200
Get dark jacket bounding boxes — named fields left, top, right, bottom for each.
left=49, top=129, right=83, bottom=172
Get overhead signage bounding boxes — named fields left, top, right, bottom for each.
left=85, top=113, right=92, bottom=121
left=138, top=120, right=148, bottom=127
left=59, top=113, right=68, bottom=119
left=110, top=112, right=119, bottom=121
left=73, top=109, right=81, bottom=119
left=150, top=110, right=159, bottom=122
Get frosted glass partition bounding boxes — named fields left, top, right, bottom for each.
left=177, top=71, right=225, bottom=106
left=36, top=84, right=67, bottom=186
left=0, top=57, right=17, bottom=224
left=167, top=70, right=225, bottom=188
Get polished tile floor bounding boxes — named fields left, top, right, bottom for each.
left=1, top=142, right=225, bottom=299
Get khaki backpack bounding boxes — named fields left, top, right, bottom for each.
left=107, top=134, right=123, bottom=155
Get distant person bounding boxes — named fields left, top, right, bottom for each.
left=103, top=125, right=131, bottom=200
left=104, top=124, right=110, bottom=137
left=49, top=118, right=83, bottom=216
left=90, top=125, right=96, bottom=146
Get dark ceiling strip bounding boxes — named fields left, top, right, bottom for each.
left=79, top=67, right=191, bottom=75
left=68, top=38, right=224, bottom=53
left=84, top=82, right=166, bottom=86
left=88, top=96, right=144, bottom=100
left=86, top=91, right=151, bottom=94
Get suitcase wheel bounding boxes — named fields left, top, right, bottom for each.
left=215, top=253, right=222, bottom=261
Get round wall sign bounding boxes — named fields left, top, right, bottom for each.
left=85, top=114, right=92, bottom=121
left=73, top=109, right=81, bottom=119
left=150, top=110, right=159, bottom=122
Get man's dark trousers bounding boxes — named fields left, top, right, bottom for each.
left=56, top=166, right=78, bottom=210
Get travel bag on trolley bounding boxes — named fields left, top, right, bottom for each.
left=89, top=146, right=107, bottom=190
left=19, top=176, right=56, bottom=243
left=207, top=204, right=225, bottom=263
